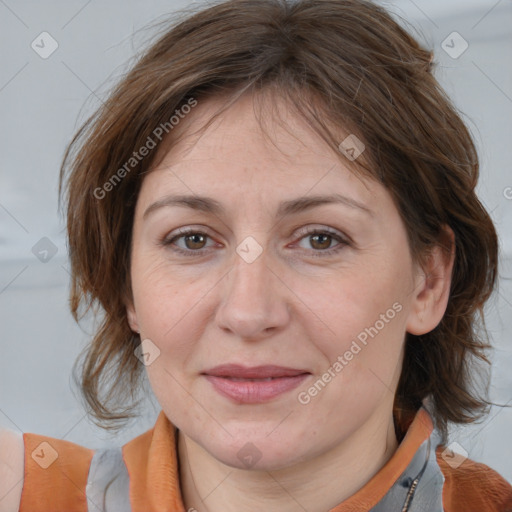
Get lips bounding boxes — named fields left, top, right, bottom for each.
left=202, top=364, right=311, bottom=403
left=202, top=364, right=310, bottom=379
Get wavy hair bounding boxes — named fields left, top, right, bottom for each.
left=59, top=0, right=499, bottom=440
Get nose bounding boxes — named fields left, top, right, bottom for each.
left=214, top=242, right=291, bottom=340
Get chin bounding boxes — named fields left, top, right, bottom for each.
left=201, top=433, right=307, bottom=472
left=216, top=447, right=302, bottom=472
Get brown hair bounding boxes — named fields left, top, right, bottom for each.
left=59, top=0, right=499, bottom=441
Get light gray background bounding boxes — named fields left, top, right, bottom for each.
left=1, top=0, right=511, bottom=484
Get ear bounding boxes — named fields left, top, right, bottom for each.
left=406, top=225, right=455, bottom=335
left=126, top=300, right=140, bottom=334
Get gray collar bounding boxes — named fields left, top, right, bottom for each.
left=370, top=428, right=445, bottom=512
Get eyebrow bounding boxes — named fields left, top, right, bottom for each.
left=142, top=193, right=373, bottom=220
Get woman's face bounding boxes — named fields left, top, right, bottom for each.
left=127, top=93, right=426, bottom=471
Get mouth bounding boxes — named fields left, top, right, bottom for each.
left=219, top=376, right=289, bottom=381
left=202, top=364, right=311, bottom=403
left=203, top=364, right=310, bottom=379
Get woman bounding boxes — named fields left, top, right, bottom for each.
left=1, top=0, right=511, bottom=510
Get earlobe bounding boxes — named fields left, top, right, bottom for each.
left=406, top=226, right=455, bottom=336
left=126, top=302, right=140, bottom=334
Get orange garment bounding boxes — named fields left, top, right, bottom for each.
left=20, top=407, right=512, bottom=511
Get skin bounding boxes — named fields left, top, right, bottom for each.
left=126, top=91, right=454, bottom=512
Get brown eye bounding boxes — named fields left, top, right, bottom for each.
left=309, top=233, right=334, bottom=251
left=295, top=227, right=349, bottom=258
left=163, top=228, right=216, bottom=256
left=182, top=233, right=208, bottom=250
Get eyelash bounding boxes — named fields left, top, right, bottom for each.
left=161, top=226, right=350, bottom=258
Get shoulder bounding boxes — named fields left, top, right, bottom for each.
left=436, top=446, right=512, bottom=512
left=4, top=429, right=95, bottom=512
left=0, top=428, right=24, bottom=512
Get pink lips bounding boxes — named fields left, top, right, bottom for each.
left=202, top=364, right=310, bottom=403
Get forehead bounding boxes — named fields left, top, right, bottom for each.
left=137, top=92, right=383, bottom=214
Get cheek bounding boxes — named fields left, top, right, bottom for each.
left=131, top=249, right=201, bottom=332
left=130, top=259, right=197, bottom=377
left=311, top=265, right=407, bottom=345
left=132, top=259, right=205, bottom=418
left=304, top=259, right=409, bottom=399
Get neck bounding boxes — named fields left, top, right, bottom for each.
left=178, top=410, right=398, bottom=512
